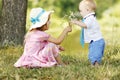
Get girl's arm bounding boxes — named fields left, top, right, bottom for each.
left=71, top=20, right=87, bottom=28
left=48, top=26, right=72, bottom=45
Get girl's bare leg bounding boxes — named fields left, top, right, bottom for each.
left=55, top=55, right=64, bottom=65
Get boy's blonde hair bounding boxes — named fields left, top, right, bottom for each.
left=81, top=0, right=96, bottom=11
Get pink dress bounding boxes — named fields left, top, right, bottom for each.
left=14, top=30, right=60, bottom=68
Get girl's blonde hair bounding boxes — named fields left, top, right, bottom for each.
left=81, top=0, right=96, bottom=11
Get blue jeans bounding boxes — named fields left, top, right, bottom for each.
left=88, top=39, right=105, bottom=64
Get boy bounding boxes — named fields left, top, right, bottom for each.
left=71, top=0, right=105, bottom=66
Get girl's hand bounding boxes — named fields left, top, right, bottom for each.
left=59, top=46, right=65, bottom=51
left=64, top=22, right=72, bottom=32
left=65, top=26, right=72, bottom=32
left=68, top=22, right=72, bottom=28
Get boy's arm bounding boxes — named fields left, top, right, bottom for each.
left=71, top=20, right=87, bottom=28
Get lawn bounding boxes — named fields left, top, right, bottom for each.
left=0, top=25, right=120, bottom=80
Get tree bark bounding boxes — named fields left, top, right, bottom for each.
left=0, top=0, right=27, bottom=46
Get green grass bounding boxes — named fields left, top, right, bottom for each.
left=0, top=25, right=120, bottom=80
left=0, top=43, right=120, bottom=80
left=1, top=16, right=120, bottom=80
left=1, top=15, right=120, bottom=80
left=0, top=23, right=120, bottom=80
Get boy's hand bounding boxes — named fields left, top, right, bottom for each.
left=70, top=19, right=78, bottom=25
left=70, top=19, right=87, bottom=28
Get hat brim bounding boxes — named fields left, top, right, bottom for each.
left=29, top=10, right=54, bottom=30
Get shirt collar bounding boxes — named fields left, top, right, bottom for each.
left=83, top=12, right=95, bottom=19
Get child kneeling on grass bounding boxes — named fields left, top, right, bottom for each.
left=14, top=7, right=72, bottom=68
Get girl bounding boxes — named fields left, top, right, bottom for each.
left=14, top=7, right=72, bottom=68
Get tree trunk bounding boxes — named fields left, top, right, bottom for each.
left=0, top=0, right=27, bottom=46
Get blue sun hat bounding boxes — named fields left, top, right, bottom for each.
left=29, top=7, right=54, bottom=30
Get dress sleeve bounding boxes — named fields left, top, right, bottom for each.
left=39, top=32, right=50, bottom=41
left=28, top=31, right=50, bottom=42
